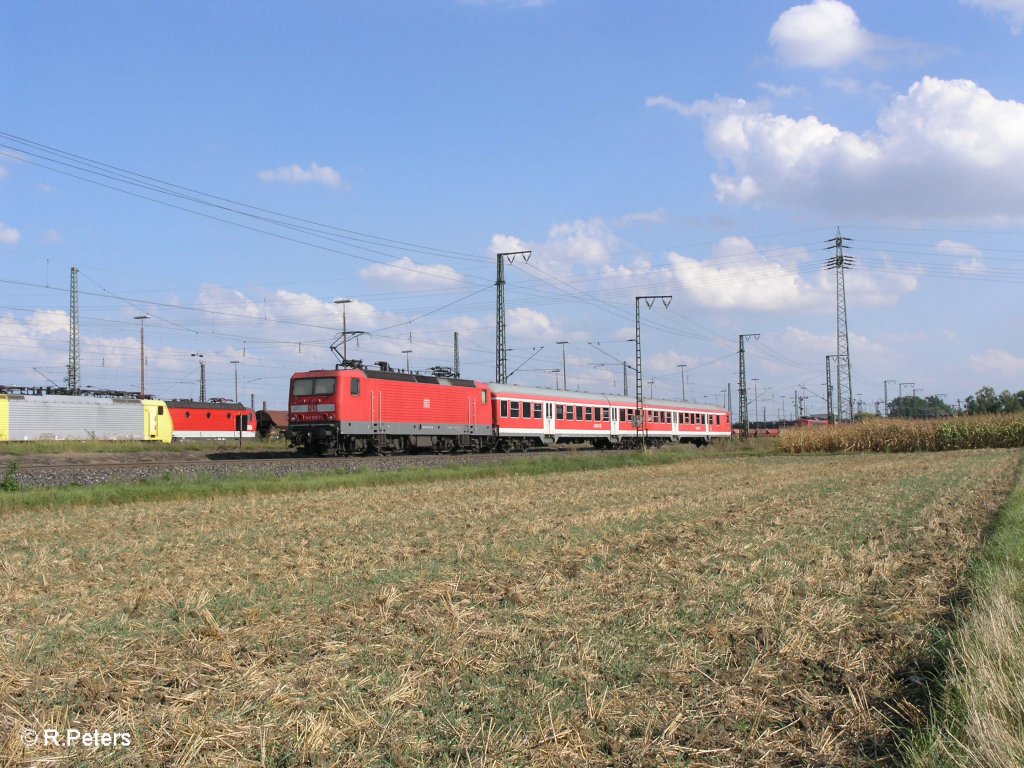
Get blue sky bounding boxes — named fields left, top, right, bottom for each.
left=3, top=0, right=1024, bottom=416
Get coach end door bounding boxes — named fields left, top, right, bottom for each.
left=543, top=402, right=556, bottom=444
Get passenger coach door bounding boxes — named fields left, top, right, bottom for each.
left=544, top=402, right=555, bottom=437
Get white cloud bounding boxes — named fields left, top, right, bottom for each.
left=545, top=219, right=619, bottom=267
left=937, top=239, right=987, bottom=273
left=29, top=309, right=70, bottom=336
left=757, top=82, right=809, bottom=99
left=0, top=165, right=7, bottom=179
left=196, top=285, right=267, bottom=320
left=969, top=348, right=1024, bottom=377
left=0, top=310, right=72, bottom=384
left=963, top=0, right=1024, bottom=34
left=489, top=218, right=620, bottom=278
left=665, top=236, right=916, bottom=312
left=41, top=228, right=62, bottom=244
left=508, top=306, right=555, bottom=339
left=821, top=77, right=891, bottom=96
left=769, top=0, right=875, bottom=68
left=613, top=209, right=667, bottom=227
left=652, top=77, right=1024, bottom=221
left=359, top=256, right=464, bottom=288
left=489, top=233, right=530, bottom=256
left=645, top=94, right=763, bottom=119
left=667, top=238, right=820, bottom=311
left=257, top=163, right=344, bottom=187
left=0, top=222, right=21, bottom=244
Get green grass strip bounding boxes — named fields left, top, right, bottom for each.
left=0, top=439, right=277, bottom=455
left=0, top=448, right=696, bottom=514
left=904, top=454, right=1024, bottom=767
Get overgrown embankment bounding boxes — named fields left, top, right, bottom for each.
left=906, top=455, right=1024, bottom=768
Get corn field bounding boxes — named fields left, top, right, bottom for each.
left=777, top=413, right=1024, bottom=453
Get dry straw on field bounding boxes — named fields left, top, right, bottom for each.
left=1, top=450, right=1019, bottom=766
left=777, top=413, right=1024, bottom=453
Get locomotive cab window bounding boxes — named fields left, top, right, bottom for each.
left=350, top=379, right=360, bottom=396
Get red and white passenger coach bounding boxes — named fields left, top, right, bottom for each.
left=166, top=400, right=257, bottom=440
left=489, top=383, right=731, bottom=450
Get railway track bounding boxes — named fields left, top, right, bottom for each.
left=0, top=448, right=557, bottom=490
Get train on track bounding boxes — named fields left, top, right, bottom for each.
left=286, top=367, right=732, bottom=455
left=0, top=392, right=255, bottom=443
left=165, top=400, right=256, bottom=441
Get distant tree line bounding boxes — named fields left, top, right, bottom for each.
left=964, top=386, right=1024, bottom=415
left=887, top=395, right=954, bottom=419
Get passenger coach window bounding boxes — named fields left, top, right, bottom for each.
left=523, top=402, right=531, bottom=418
left=585, top=407, right=592, bottom=421
left=511, top=402, right=520, bottom=418
left=575, top=406, right=583, bottom=420
left=556, top=404, right=564, bottom=419
left=501, top=400, right=508, bottom=418
left=566, top=407, right=574, bottom=421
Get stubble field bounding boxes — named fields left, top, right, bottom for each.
left=1, top=449, right=1019, bottom=767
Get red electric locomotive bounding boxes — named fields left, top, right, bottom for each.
left=287, top=368, right=492, bottom=455
left=166, top=400, right=257, bottom=440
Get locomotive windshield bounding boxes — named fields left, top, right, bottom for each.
left=291, top=377, right=337, bottom=397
